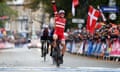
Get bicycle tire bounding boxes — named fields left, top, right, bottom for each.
left=51, top=39, right=62, bottom=67
left=43, top=48, right=46, bottom=61
left=42, top=40, right=48, bottom=61
left=55, top=42, right=61, bottom=67
left=56, top=47, right=61, bottom=67
left=52, top=53, right=60, bottom=67
left=57, top=61, right=60, bottom=67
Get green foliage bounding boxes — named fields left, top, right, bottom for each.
left=0, top=0, right=5, bottom=2
left=0, top=1, right=17, bottom=28
left=25, top=0, right=120, bottom=27
left=41, top=0, right=52, bottom=13
left=0, top=21, right=4, bottom=28
left=0, top=3, right=17, bottom=17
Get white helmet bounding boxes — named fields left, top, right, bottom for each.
left=59, top=10, right=65, bottom=14
left=43, top=24, right=48, bottom=28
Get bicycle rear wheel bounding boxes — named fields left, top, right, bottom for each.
left=52, top=54, right=60, bottom=67
left=55, top=46, right=61, bottom=67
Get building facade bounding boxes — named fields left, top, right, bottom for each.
left=6, top=0, right=50, bottom=34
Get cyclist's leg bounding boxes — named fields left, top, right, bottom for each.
left=46, top=38, right=49, bottom=54
left=41, top=40, right=44, bottom=57
left=51, top=32, right=59, bottom=57
left=60, top=33, right=66, bottom=56
left=61, top=40, right=66, bottom=56
left=59, top=34, right=66, bottom=64
left=49, top=36, right=53, bottom=56
left=53, top=33, right=58, bottom=48
left=50, top=44, right=53, bottom=56
left=41, top=36, right=44, bottom=57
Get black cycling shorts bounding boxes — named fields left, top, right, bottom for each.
left=41, top=36, right=49, bottom=40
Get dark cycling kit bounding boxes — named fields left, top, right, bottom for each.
left=41, top=28, right=50, bottom=57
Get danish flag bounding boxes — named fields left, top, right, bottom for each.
left=86, top=6, right=100, bottom=34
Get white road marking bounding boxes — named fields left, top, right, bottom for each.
left=0, top=67, right=119, bottom=71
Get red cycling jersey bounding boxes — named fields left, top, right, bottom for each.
left=52, top=3, right=66, bottom=40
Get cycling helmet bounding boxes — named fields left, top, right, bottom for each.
left=59, top=10, right=65, bottom=14
left=43, top=24, right=48, bottom=28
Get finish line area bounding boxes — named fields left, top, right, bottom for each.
left=0, top=67, right=119, bottom=72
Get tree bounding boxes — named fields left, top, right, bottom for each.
left=24, top=0, right=120, bottom=28
left=0, top=0, right=17, bottom=28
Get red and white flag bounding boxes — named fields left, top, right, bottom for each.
left=86, top=6, right=100, bottom=34
left=72, top=0, right=79, bottom=16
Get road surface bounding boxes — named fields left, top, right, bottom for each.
left=0, top=48, right=119, bottom=72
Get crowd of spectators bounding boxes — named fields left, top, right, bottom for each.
left=67, top=23, right=120, bottom=43
left=0, top=31, right=30, bottom=48
left=66, top=23, right=120, bottom=61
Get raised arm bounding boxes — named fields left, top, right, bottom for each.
left=51, top=0, right=58, bottom=16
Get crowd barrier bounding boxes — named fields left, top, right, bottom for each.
left=66, top=39, right=120, bottom=61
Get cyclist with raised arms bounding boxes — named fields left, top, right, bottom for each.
left=51, top=0, right=67, bottom=64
